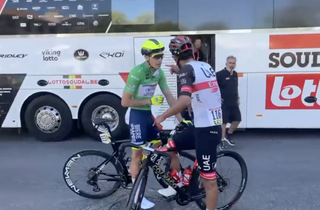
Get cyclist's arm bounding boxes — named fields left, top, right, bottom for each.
left=161, top=65, right=194, bottom=119
left=159, top=70, right=183, bottom=122
left=121, top=71, right=151, bottom=107
left=162, top=89, right=183, bottom=122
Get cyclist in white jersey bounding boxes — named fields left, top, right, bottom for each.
left=155, top=36, right=222, bottom=210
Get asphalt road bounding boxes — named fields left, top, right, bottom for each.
left=1, top=128, right=320, bottom=210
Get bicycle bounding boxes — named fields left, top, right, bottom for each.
left=125, top=142, right=248, bottom=210
left=63, top=118, right=195, bottom=199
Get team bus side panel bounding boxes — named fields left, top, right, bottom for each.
left=215, top=30, right=320, bottom=129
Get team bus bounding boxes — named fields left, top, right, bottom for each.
left=0, top=0, right=319, bottom=142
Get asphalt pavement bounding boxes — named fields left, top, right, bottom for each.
left=1, top=128, right=320, bottom=210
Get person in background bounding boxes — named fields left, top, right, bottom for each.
left=192, top=37, right=207, bottom=62
left=216, top=56, right=241, bottom=147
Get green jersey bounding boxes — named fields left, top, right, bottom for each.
left=124, top=62, right=169, bottom=110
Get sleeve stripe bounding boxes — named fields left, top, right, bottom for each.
left=181, top=85, right=193, bottom=93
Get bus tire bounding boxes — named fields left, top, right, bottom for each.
left=81, top=94, right=128, bottom=141
left=25, top=95, right=73, bottom=142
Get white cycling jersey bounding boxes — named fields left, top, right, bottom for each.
left=178, top=61, right=222, bottom=128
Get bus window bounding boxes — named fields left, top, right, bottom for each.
left=178, top=0, right=273, bottom=30
left=274, top=0, right=320, bottom=28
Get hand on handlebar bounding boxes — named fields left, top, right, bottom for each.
left=150, top=95, right=164, bottom=105
left=174, top=119, right=193, bottom=133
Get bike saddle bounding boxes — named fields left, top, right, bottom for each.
left=304, top=96, right=317, bottom=103
left=92, top=118, right=113, bottom=126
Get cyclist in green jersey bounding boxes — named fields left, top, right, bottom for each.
left=121, top=39, right=182, bottom=209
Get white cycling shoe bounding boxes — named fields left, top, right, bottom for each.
left=139, top=197, right=155, bottom=209
left=158, top=186, right=177, bottom=197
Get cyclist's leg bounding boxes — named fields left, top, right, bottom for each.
left=158, top=126, right=195, bottom=197
left=129, top=109, right=147, bottom=179
left=195, top=125, right=221, bottom=210
left=129, top=109, right=154, bottom=209
left=221, top=104, right=229, bottom=141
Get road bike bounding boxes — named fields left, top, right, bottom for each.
left=63, top=118, right=248, bottom=209
left=123, top=141, right=248, bottom=209
left=63, top=118, right=195, bottom=199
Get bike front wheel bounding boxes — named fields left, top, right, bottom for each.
left=63, top=150, right=124, bottom=199
left=195, top=150, right=248, bottom=210
left=126, top=167, right=149, bottom=210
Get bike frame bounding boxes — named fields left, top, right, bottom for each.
left=140, top=148, right=206, bottom=201
left=94, top=139, right=131, bottom=182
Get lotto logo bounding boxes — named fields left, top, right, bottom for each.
left=265, top=74, right=320, bottom=109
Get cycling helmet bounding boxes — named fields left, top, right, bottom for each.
left=141, top=39, right=165, bottom=56
left=169, top=36, right=193, bottom=57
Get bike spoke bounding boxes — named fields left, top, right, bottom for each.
left=65, top=154, right=119, bottom=195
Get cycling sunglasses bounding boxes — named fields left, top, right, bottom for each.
left=151, top=52, right=164, bottom=60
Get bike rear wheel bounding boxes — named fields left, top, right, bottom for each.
left=154, top=151, right=196, bottom=188
left=195, top=150, right=248, bottom=210
left=126, top=167, right=149, bottom=210
left=63, top=150, right=124, bottom=199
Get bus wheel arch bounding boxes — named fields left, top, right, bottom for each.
left=21, top=92, right=73, bottom=142
left=79, top=92, right=128, bottom=141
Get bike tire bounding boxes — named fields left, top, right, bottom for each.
left=154, top=151, right=196, bottom=188
left=126, top=167, right=149, bottom=210
left=195, top=150, right=248, bottom=210
left=63, top=150, right=124, bottom=199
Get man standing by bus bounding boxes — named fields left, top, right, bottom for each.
left=216, top=56, right=241, bottom=147
left=121, top=39, right=182, bottom=209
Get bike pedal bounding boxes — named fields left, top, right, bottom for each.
left=163, top=195, right=175, bottom=202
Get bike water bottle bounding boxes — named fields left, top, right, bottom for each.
left=182, top=167, right=192, bottom=186
left=169, top=169, right=181, bottom=182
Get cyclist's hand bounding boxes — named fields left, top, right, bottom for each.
left=166, top=64, right=179, bottom=74
left=175, top=119, right=193, bottom=132
left=150, top=95, right=163, bottom=105
left=154, top=115, right=165, bottom=128
left=180, top=120, right=193, bottom=127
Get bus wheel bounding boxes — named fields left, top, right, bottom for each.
left=25, top=95, right=73, bottom=142
left=81, top=94, right=128, bottom=141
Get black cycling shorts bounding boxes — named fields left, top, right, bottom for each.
left=170, top=125, right=221, bottom=180
left=222, top=105, right=241, bottom=124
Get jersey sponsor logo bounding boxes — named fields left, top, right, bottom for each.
left=130, top=123, right=142, bottom=142
left=178, top=72, right=186, bottom=78
left=128, top=84, right=136, bottom=90
left=180, top=78, right=187, bottom=85
left=193, top=80, right=218, bottom=92
left=130, top=75, right=139, bottom=81
left=195, top=93, right=202, bottom=103
left=42, top=49, right=61, bottom=61
left=266, top=73, right=320, bottom=109
left=269, top=34, right=320, bottom=69
left=142, top=84, right=156, bottom=96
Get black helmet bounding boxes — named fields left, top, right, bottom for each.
left=169, top=36, right=193, bottom=57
